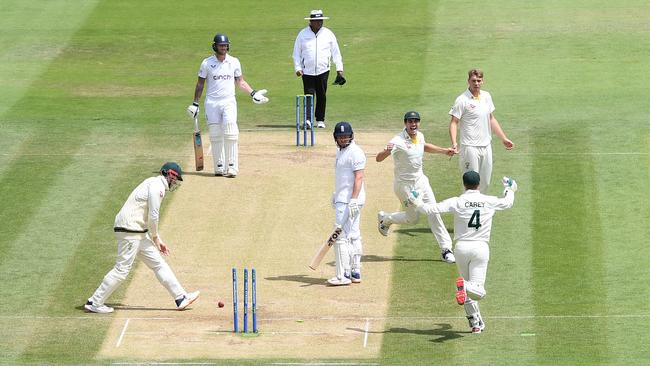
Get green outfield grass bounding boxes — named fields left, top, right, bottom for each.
left=1, top=0, right=649, bottom=364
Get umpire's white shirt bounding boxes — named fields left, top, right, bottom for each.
left=449, top=89, right=495, bottom=147
left=334, top=141, right=366, bottom=204
left=198, top=54, right=242, bottom=100
left=113, top=176, right=168, bottom=239
left=436, top=189, right=514, bottom=242
left=389, top=129, right=427, bottom=182
left=293, top=26, right=343, bottom=76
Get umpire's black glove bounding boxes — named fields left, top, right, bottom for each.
left=333, top=74, right=346, bottom=86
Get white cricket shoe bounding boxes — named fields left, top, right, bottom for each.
left=225, top=167, right=237, bottom=178
left=441, top=249, right=456, bottom=264
left=327, top=276, right=351, bottom=286
left=351, top=271, right=362, bottom=283
left=176, top=291, right=200, bottom=310
left=377, top=211, right=391, bottom=236
left=215, top=165, right=225, bottom=177
left=84, top=301, right=114, bottom=314
left=304, top=120, right=312, bottom=130
left=316, top=121, right=326, bottom=128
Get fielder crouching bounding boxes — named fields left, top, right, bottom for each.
left=328, top=122, right=366, bottom=286
left=84, top=162, right=200, bottom=313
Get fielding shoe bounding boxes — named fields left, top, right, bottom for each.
left=327, top=276, right=352, bottom=286
left=304, top=120, right=312, bottom=130
left=351, top=271, right=362, bottom=283
left=377, top=211, right=391, bottom=236
left=84, top=300, right=114, bottom=314
left=441, top=249, right=456, bottom=264
left=455, top=277, right=466, bottom=305
left=215, top=165, right=225, bottom=176
left=176, top=290, right=200, bottom=310
left=316, top=121, right=326, bottom=128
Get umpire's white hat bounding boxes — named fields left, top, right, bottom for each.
left=305, top=10, right=329, bottom=20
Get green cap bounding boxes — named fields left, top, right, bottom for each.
left=463, top=171, right=480, bottom=187
left=403, top=111, right=421, bottom=121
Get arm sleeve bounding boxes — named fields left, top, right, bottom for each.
left=330, top=33, right=343, bottom=71
left=449, top=97, right=463, bottom=119
left=436, top=197, right=457, bottom=214
left=489, top=190, right=514, bottom=211
left=198, top=59, right=207, bottom=78
left=292, top=33, right=302, bottom=72
left=147, top=184, right=164, bottom=237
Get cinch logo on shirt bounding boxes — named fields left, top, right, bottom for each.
left=213, top=74, right=232, bottom=81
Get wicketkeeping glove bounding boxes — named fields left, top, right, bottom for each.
left=187, top=102, right=199, bottom=118
left=348, top=198, right=360, bottom=219
left=251, top=89, right=269, bottom=104
left=502, top=176, right=518, bottom=192
left=333, top=74, right=346, bottom=86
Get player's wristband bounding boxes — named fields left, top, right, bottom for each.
left=250, top=90, right=257, bottom=97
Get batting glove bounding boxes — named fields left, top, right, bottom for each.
left=348, top=199, right=360, bottom=219
left=333, top=74, right=346, bottom=86
left=502, top=176, right=518, bottom=192
left=251, top=89, right=269, bottom=104
left=187, top=102, right=199, bottom=118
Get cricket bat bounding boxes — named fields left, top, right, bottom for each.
left=193, top=117, right=204, bottom=171
left=308, top=225, right=343, bottom=270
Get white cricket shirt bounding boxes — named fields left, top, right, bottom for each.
left=198, top=54, right=242, bottom=100
left=389, top=129, right=426, bottom=182
left=449, top=89, right=495, bottom=146
left=436, top=189, right=514, bottom=242
left=293, top=26, right=343, bottom=76
left=334, top=141, right=366, bottom=204
left=113, top=176, right=168, bottom=238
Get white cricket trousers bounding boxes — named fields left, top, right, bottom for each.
left=88, top=233, right=186, bottom=306
left=384, top=175, right=452, bottom=251
left=459, top=144, right=492, bottom=194
left=205, top=96, right=239, bottom=173
left=455, top=239, right=489, bottom=318
left=334, top=202, right=363, bottom=278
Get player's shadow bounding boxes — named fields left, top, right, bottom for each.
left=77, top=304, right=179, bottom=312
left=182, top=171, right=220, bottom=177
left=394, top=227, right=455, bottom=236
left=256, top=124, right=296, bottom=128
left=265, top=274, right=327, bottom=287
left=347, top=323, right=465, bottom=343
left=361, top=254, right=437, bottom=263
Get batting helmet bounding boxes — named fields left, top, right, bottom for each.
left=333, top=121, right=354, bottom=148
left=212, top=33, right=230, bottom=51
left=403, top=111, right=421, bottom=122
left=160, top=162, right=183, bottom=181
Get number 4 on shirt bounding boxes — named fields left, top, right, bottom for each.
left=468, top=210, right=481, bottom=230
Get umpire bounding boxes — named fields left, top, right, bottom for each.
left=293, top=9, right=345, bottom=129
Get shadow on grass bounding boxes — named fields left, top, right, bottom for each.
left=265, top=274, right=328, bottom=287
left=347, top=323, right=466, bottom=343
left=362, top=254, right=439, bottom=263
left=394, top=227, right=455, bottom=235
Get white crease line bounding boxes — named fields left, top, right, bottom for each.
left=116, top=318, right=130, bottom=348
left=363, top=318, right=370, bottom=348
left=113, top=363, right=217, bottom=365
left=272, top=363, right=379, bottom=366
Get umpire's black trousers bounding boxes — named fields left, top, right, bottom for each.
left=302, top=71, right=329, bottom=122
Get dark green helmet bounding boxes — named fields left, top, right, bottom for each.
left=160, top=162, right=183, bottom=181
left=403, top=111, right=421, bottom=121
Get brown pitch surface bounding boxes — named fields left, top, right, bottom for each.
left=98, top=130, right=399, bottom=359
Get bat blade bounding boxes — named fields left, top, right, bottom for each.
left=193, top=118, right=204, bottom=171
left=308, top=225, right=343, bottom=270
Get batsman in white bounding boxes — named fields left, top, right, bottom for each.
left=328, top=122, right=366, bottom=286
left=84, top=162, right=200, bottom=313
left=409, top=171, right=517, bottom=333
left=375, top=111, right=457, bottom=264
left=187, top=33, right=269, bottom=178
left=449, top=68, right=514, bottom=193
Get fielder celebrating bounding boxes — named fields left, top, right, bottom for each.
left=188, top=33, right=269, bottom=178
left=376, top=111, right=456, bottom=264
left=449, top=68, right=514, bottom=193
left=85, top=162, right=199, bottom=313
left=410, top=171, right=517, bottom=334
left=329, top=122, right=365, bottom=286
